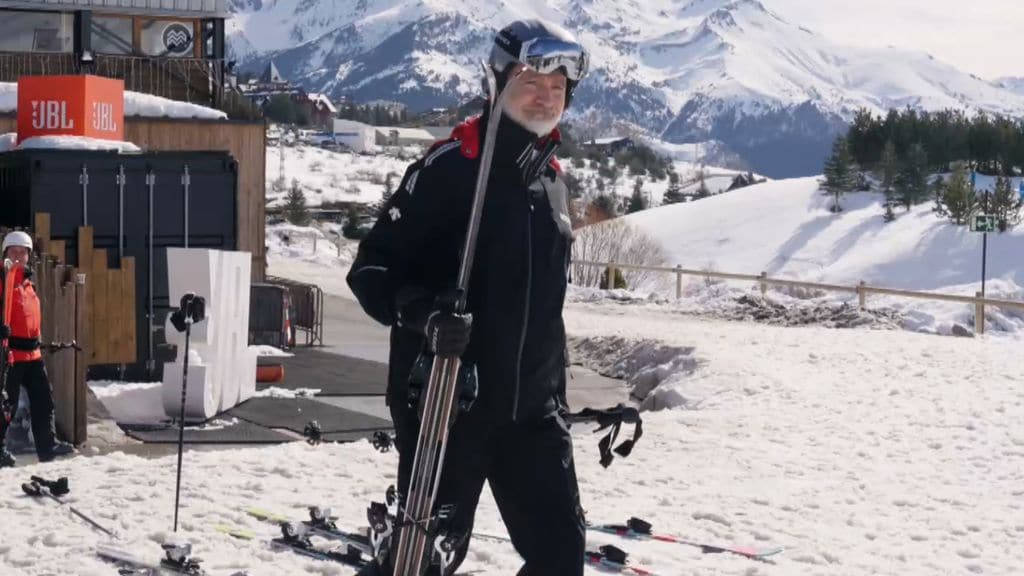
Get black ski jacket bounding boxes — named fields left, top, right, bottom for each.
left=347, top=113, right=574, bottom=422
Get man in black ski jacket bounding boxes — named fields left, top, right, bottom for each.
left=347, top=19, right=590, bottom=576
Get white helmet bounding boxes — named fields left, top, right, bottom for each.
left=2, top=231, right=33, bottom=254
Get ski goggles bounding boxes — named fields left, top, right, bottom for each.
left=517, top=37, right=590, bottom=82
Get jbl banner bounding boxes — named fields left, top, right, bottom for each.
left=16, top=75, right=125, bottom=143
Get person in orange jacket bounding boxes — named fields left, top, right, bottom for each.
left=0, top=231, right=74, bottom=467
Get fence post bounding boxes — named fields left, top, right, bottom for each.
left=606, top=265, right=616, bottom=290
left=675, top=265, right=682, bottom=300
left=975, top=291, right=985, bottom=335
left=759, top=271, right=767, bottom=297
left=858, top=280, right=867, bottom=310
left=313, top=235, right=318, bottom=254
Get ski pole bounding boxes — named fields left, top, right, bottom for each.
left=173, top=311, right=192, bottom=532
left=22, top=477, right=116, bottom=537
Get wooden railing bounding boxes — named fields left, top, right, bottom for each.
left=574, top=260, right=1024, bottom=335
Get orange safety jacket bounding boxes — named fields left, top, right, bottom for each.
left=2, top=265, right=42, bottom=364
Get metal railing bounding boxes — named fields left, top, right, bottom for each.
left=0, top=52, right=258, bottom=119
left=574, top=260, right=1024, bottom=335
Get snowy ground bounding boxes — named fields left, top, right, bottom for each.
left=2, top=304, right=1021, bottom=575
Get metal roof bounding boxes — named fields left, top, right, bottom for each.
left=0, top=0, right=230, bottom=18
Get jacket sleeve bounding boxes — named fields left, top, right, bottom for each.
left=346, top=154, right=456, bottom=328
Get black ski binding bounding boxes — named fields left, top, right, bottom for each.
left=303, top=420, right=323, bottom=445
left=371, top=431, right=393, bottom=452
left=160, top=542, right=204, bottom=575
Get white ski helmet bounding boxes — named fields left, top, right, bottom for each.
left=2, top=230, right=33, bottom=255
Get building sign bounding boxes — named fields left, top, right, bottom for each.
left=17, top=75, right=125, bottom=143
left=162, top=22, right=193, bottom=56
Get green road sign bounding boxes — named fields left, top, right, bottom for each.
left=971, top=214, right=996, bottom=232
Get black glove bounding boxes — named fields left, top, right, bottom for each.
left=425, top=310, right=472, bottom=357
left=0, top=324, right=9, bottom=339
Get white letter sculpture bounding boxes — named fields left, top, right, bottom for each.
left=161, top=248, right=258, bottom=422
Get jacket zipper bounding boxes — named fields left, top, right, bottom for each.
left=512, top=193, right=534, bottom=421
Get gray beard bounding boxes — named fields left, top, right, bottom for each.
left=505, top=107, right=560, bottom=137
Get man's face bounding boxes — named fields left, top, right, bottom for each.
left=503, top=65, right=567, bottom=136
left=5, top=246, right=29, bottom=266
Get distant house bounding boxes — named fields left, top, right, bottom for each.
left=307, top=93, right=338, bottom=130
left=374, top=126, right=437, bottom=147
left=332, top=119, right=376, bottom=153
left=582, top=136, right=636, bottom=156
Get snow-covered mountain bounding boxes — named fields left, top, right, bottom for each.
left=996, top=77, right=1024, bottom=97
left=227, top=0, right=1024, bottom=178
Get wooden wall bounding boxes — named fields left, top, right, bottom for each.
left=0, top=115, right=267, bottom=281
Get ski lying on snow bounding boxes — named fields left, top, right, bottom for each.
left=269, top=532, right=368, bottom=569
left=245, top=506, right=373, bottom=556
left=96, top=542, right=248, bottom=576
left=589, top=517, right=784, bottom=561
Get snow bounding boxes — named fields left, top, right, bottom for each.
left=5, top=304, right=1023, bottom=575
left=88, top=381, right=165, bottom=426
left=266, top=143, right=415, bottom=208
left=265, top=223, right=359, bottom=299
left=0, top=82, right=226, bottom=120
left=605, top=175, right=1024, bottom=336
left=0, top=134, right=142, bottom=153
left=249, top=345, right=294, bottom=358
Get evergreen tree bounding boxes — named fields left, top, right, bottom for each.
left=627, top=177, right=647, bottom=213
left=821, top=136, right=858, bottom=212
left=879, top=139, right=899, bottom=206
left=896, top=142, right=929, bottom=209
left=341, top=205, right=365, bottom=240
left=933, top=163, right=976, bottom=225
left=663, top=170, right=686, bottom=204
left=990, top=175, right=1023, bottom=232
left=285, top=180, right=310, bottom=226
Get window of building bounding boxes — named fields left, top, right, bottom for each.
left=91, top=16, right=133, bottom=55
left=138, top=18, right=197, bottom=58
left=0, top=11, right=72, bottom=53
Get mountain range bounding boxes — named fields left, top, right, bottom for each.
left=226, top=0, right=1024, bottom=178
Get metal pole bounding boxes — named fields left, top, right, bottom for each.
left=79, top=165, right=89, bottom=226
left=981, top=231, right=988, bottom=298
left=182, top=165, right=191, bottom=248
left=146, top=171, right=155, bottom=375
left=173, top=318, right=192, bottom=532
left=116, top=165, right=125, bottom=261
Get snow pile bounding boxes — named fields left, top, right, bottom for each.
left=88, top=381, right=165, bottom=426
left=248, top=345, right=294, bottom=358
left=0, top=134, right=142, bottom=153
left=0, top=82, right=226, bottom=120
left=251, top=387, right=321, bottom=399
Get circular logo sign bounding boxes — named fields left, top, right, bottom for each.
left=163, top=23, right=193, bottom=56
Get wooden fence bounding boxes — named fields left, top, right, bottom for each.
left=575, top=260, right=1024, bottom=335
left=1, top=223, right=89, bottom=445
left=33, top=214, right=137, bottom=365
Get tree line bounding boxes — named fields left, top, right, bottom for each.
left=822, top=107, right=1023, bottom=228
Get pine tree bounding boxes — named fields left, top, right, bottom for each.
left=663, top=170, right=685, bottom=204
left=896, top=142, right=929, bottom=209
left=933, top=163, right=976, bottom=225
left=879, top=139, right=899, bottom=208
left=627, top=177, right=647, bottom=213
left=821, top=136, right=858, bottom=212
left=990, top=175, right=1023, bottom=232
left=342, top=205, right=364, bottom=240
left=285, top=180, right=310, bottom=226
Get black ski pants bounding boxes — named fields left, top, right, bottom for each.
left=380, top=399, right=586, bottom=576
left=1, top=359, right=57, bottom=458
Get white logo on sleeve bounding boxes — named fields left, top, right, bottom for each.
left=389, top=206, right=402, bottom=221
